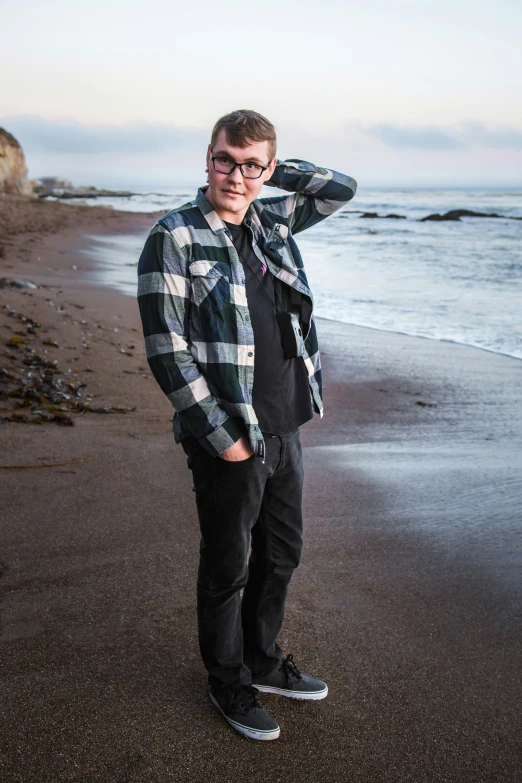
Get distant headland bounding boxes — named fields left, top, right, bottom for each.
left=0, top=128, right=138, bottom=201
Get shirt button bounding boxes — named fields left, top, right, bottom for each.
left=248, top=351, right=253, bottom=357
left=245, top=316, right=250, bottom=322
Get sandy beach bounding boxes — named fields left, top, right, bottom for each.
left=1, top=195, right=521, bottom=783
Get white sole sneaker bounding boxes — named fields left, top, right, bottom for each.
left=252, top=683, right=328, bottom=701
left=208, top=690, right=281, bottom=741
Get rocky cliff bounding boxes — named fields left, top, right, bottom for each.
left=0, top=128, right=32, bottom=196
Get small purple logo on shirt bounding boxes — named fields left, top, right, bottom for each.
left=261, top=262, right=267, bottom=276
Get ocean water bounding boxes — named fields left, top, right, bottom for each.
left=78, top=186, right=522, bottom=360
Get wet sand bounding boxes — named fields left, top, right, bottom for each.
left=1, top=196, right=521, bottom=782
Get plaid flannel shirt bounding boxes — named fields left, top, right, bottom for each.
left=137, top=158, right=357, bottom=460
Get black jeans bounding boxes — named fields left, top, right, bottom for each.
left=181, top=429, right=304, bottom=691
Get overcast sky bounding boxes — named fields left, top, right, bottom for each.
left=1, top=0, right=521, bottom=188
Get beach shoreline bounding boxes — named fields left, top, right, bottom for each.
left=1, top=198, right=521, bottom=782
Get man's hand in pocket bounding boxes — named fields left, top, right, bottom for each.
left=219, top=436, right=254, bottom=462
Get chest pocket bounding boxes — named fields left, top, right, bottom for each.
left=189, top=262, right=230, bottom=312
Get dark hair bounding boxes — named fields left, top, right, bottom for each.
left=210, top=109, right=277, bottom=160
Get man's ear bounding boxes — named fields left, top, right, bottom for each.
left=264, top=156, right=278, bottom=183
left=206, top=144, right=211, bottom=169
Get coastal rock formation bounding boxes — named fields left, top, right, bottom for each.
left=0, top=128, right=32, bottom=196
left=34, top=180, right=136, bottom=199
left=359, top=212, right=406, bottom=219
left=34, top=176, right=74, bottom=192
left=343, top=208, right=521, bottom=223
left=52, top=187, right=135, bottom=199
left=421, top=209, right=522, bottom=222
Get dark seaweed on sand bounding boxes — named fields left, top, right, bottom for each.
left=1, top=304, right=135, bottom=425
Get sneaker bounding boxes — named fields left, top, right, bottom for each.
left=208, top=683, right=280, bottom=741
left=252, top=654, right=328, bottom=700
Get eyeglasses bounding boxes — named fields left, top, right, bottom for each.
left=210, top=154, right=270, bottom=179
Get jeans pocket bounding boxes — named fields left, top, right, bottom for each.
left=216, top=453, right=256, bottom=467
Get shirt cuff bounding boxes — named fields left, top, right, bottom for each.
left=196, top=415, right=246, bottom=457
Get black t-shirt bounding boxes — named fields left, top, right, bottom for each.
left=223, top=219, right=313, bottom=435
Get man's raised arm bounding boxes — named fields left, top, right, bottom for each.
left=263, top=158, right=357, bottom=234
left=137, top=225, right=245, bottom=456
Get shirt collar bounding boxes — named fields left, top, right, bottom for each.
left=196, top=186, right=257, bottom=235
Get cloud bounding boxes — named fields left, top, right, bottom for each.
left=363, top=123, right=465, bottom=150
left=4, top=116, right=522, bottom=159
left=461, top=121, right=522, bottom=149
left=360, top=121, right=522, bottom=151
left=0, top=115, right=209, bottom=155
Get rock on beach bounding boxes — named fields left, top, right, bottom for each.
left=0, top=128, right=33, bottom=196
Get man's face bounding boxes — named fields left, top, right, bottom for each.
left=204, top=128, right=277, bottom=224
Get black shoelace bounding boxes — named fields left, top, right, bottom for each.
left=279, top=653, right=302, bottom=685
left=227, top=684, right=262, bottom=715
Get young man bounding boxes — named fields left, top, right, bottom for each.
left=137, top=110, right=357, bottom=741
